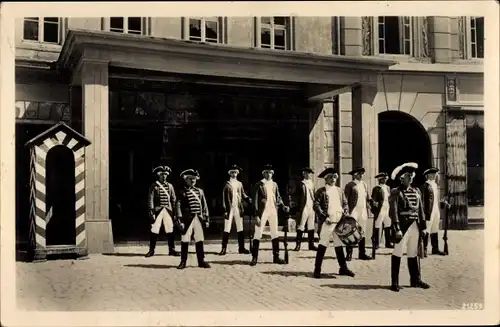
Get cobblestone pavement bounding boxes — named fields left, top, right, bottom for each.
left=16, top=230, right=483, bottom=311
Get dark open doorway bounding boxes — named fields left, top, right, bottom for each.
left=378, top=111, right=432, bottom=188
left=45, top=145, right=77, bottom=246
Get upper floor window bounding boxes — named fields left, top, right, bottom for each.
left=109, top=17, right=144, bottom=35
left=23, top=17, right=60, bottom=44
left=257, top=17, right=292, bottom=50
left=377, top=16, right=412, bottom=55
left=469, top=16, right=484, bottom=59
left=187, top=17, right=223, bottom=43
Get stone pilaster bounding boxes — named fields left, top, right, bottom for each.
left=429, top=16, right=452, bottom=63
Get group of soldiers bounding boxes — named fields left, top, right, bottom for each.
left=146, top=160, right=450, bottom=292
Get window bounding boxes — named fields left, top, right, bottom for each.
left=466, top=113, right=484, bottom=205
left=469, top=17, right=484, bottom=59
left=23, top=17, right=60, bottom=44
left=109, top=17, right=143, bottom=35
left=187, top=17, right=221, bottom=43
left=377, top=16, right=412, bottom=55
left=258, top=17, right=291, bottom=50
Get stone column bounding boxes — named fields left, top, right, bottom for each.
left=342, top=17, right=363, bottom=56
left=351, top=84, right=378, bottom=193
left=428, top=16, right=452, bottom=63
left=80, top=59, right=114, bottom=254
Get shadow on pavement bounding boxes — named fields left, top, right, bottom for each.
left=261, top=271, right=337, bottom=279
left=209, top=259, right=274, bottom=266
left=321, top=284, right=389, bottom=290
left=124, top=264, right=178, bottom=269
left=103, top=253, right=168, bottom=257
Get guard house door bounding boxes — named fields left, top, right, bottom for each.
left=45, top=146, right=77, bottom=245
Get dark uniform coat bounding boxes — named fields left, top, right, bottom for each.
left=344, top=180, right=372, bottom=213
left=313, top=186, right=348, bottom=224
left=370, top=184, right=390, bottom=217
left=148, top=181, right=176, bottom=217
left=252, top=180, right=284, bottom=218
left=420, top=182, right=446, bottom=221
left=176, top=186, right=209, bottom=233
left=222, top=180, right=249, bottom=216
left=389, top=185, right=427, bottom=239
left=294, top=180, right=315, bottom=216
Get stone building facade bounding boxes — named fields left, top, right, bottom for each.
left=15, top=16, right=483, bottom=253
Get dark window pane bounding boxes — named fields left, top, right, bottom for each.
left=274, top=17, right=287, bottom=26
left=471, top=30, right=476, bottom=43
left=476, top=17, right=484, bottom=58
left=110, top=17, right=124, bottom=32
left=43, top=21, right=59, bottom=43
left=384, top=16, right=401, bottom=54
left=472, top=46, right=476, bottom=58
left=404, top=40, right=410, bottom=54
left=205, top=20, right=218, bottom=42
left=378, top=16, right=384, bottom=23
left=274, top=28, right=285, bottom=48
left=404, top=25, right=410, bottom=38
left=261, top=17, right=271, bottom=24
left=23, top=19, right=39, bottom=41
left=471, top=18, right=475, bottom=28
left=128, top=17, right=142, bottom=33
left=44, top=17, right=58, bottom=23
left=378, top=24, right=384, bottom=39
left=189, top=18, right=202, bottom=40
left=379, top=40, right=385, bottom=53
left=261, top=27, right=271, bottom=46
left=38, top=102, right=52, bottom=119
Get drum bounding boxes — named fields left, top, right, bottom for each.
left=334, top=215, right=364, bottom=246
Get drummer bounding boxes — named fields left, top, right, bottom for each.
left=312, top=168, right=355, bottom=278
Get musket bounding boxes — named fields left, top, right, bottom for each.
left=371, top=213, right=377, bottom=259
left=442, top=197, right=451, bottom=255
left=283, top=194, right=291, bottom=264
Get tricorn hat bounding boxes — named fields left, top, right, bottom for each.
left=152, top=165, right=172, bottom=175
left=228, top=164, right=242, bottom=174
left=348, top=167, right=365, bottom=175
left=318, top=167, right=338, bottom=178
left=300, top=167, right=314, bottom=174
left=375, top=172, right=388, bottom=179
left=180, top=169, right=200, bottom=180
left=423, top=167, right=439, bottom=176
left=262, top=164, right=274, bottom=174
left=391, top=162, right=418, bottom=181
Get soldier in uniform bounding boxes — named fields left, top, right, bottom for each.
left=175, top=169, right=211, bottom=269
left=250, top=164, right=290, bottom=266
left=219, top=164, right=252, bottom=256
left=389, top=162, right=430, bottom=292
left=344, top=167, right=372, bottom=261
left=313, top=168, right=354, bottom=278
left=371, top=172, right=394, bottom=250
left=145, top=164, right=179, bottom=258
left=420, top=167, right=450, bottom=257
left=294, top=167, right=318, bottom=252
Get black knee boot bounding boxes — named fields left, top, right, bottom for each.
left=250, top=239, right=260, bottom=266
left=294, top=230, right=303, bottom=251
left=373, top=228, right=380, bottom=250
left=384, top=227, right=394, bottom=248
left=390, top=255, right=401, bottom=292
left=308, top=230, right=318, bottom=251
left=177, top=242, right=189, bottom=269
left=423, top=233, right=429, bottom=257
left=238, top=231, right=250, bottom=254
left=219, top=232, right=229, bottom=255
left=145, top=233, right=158, bottom=257
left=167, top=233, right=180, bottom=256
left=346, top=246, right=353, bottom=261
left=408, top=257, right=430, bottom=289
left=272, top=238, right=285, bottom=264
left=196, top=241, right=211, bottom=268
left=336, top=246, right=355, bottom=277
left=358, top=238, right=372, bottom=260
left=313, top=245, right=327, bottom=278
left=431, top=233, right=445, bottom=255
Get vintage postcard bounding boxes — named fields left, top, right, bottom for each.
left=1, top=1, right=498, bottom=326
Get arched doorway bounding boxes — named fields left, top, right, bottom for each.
left=378, top=111, right=432, bottom=188
left=45, top=145, right=76, bottom=246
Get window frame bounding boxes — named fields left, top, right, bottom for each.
left=254, top=17, right=294, bottom=51
left=22, top=17, right=63, bottom=45
left=182, top=17, right=226, bottom=44
left=463, top=16, right=484, bottom=60
left=372, top=16, right=415, bottom=58
left=104, top=17, right=149, bottom=35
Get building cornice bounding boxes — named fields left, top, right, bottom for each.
left=389, top=62, right=483, bottom=74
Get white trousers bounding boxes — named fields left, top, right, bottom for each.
left=297, top=206, right=315, bottom=231
left=318, top=221, right=344, bottom=247
left=181, top=215, right=205, bottom=243
left=224, top=207, right=244, bottom=233
left=392, top=220, right=419, bottom=258
left=254, top=207, right=279, bottom=240
left=375, top=207, right=391, bottom=228
left=428, top=208, right=440, bottom=234
left=151, top=208, right=173, bottom=234
left=350, top=206, right=368, bottom=234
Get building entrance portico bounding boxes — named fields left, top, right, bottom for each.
left=59, top=29, right=395, bottom=252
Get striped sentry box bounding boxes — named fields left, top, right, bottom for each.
left=25, top=122, right=91, bottom=258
